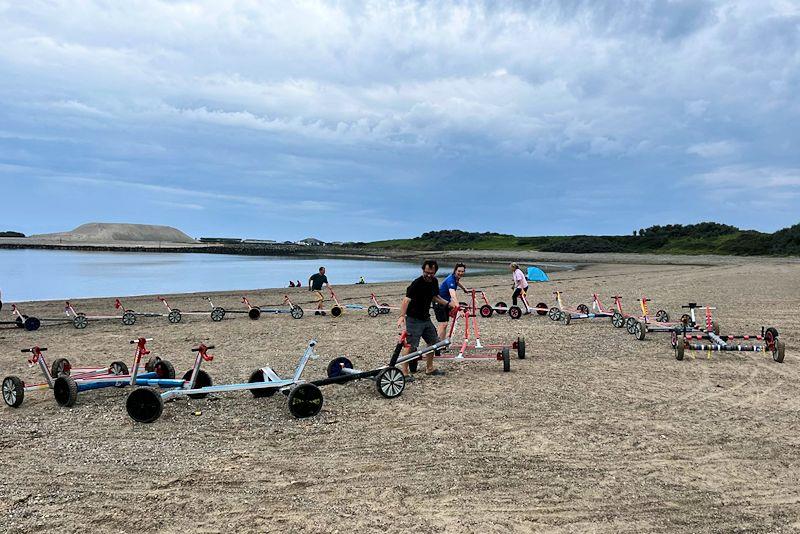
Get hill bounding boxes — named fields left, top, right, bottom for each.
left=360, top=223, right=800, bottom=256
left=32, top=223, right=196, bottom=244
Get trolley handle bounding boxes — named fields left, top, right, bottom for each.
left=640, top=298, right=651, bottom=302
left=21, top=347, right=47, bottom=353
left=681, top=303, right=698, bottom=309
left=129, top=337, right=154, bottom=344
left=191, top=344, right=215, bottom=361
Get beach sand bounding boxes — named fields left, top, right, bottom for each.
left=1, top=259, right=799, bottom=533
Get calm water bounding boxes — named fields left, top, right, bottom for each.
left=0, top=249, right=499, bottom=302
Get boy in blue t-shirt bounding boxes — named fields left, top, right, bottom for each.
left=434, top=263, right=467, bottom=339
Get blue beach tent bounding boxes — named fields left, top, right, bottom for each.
left=526, top=266, right=549, bottom=282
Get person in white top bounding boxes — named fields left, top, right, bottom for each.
left=510, top=263, right=529, bottom=311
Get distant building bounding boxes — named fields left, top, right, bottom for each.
left=242, top=239, right=277, bottom=244
left=199, top=237, right=243, bottom=244
left=296, top=237, right=325, bottom=246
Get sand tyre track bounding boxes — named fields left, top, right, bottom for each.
left=2, top=376, right=24, bottom=407
left=127, top=387, right=164, bottom=423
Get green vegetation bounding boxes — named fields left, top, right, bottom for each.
left=358, top=222, right=800, bottom=256
left=0, top=231, right=25, bottom=238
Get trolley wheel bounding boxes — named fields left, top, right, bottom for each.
left=167, top=309, right=182, bottom=324
left=331, top=306, right=343, bottom=318
left=144, top=356, right=162, bottom=373
left=110, top=361, right=129, bottom=387
left=248, top=308, right=261, bottom=320
left=290, top=306, right=304, bottom=319
left=368, top=305, right=380, bottom=318
left=479, top=305, right=493, bottom=318
left=154, top=359, right=176, bottom=379
left=711, top=321, right=720, bottom=336
left=326, top=356, right=353, bottom=378
left=122, top=311, right=136, bottom=326
left=210, top=307, right=226, bottom=322
left=561, top=312, right=571, bottom=325
left=380, top=303, right=391, bottom=314
left=50, top=358, right=72, bottom=378
left=516, top=337, right=526, bottom=359
left=508, top=306, right=522, bottom=319
left=765, top=327, right=779, bottom=344
left=376, top=367, right=406, bottom=398
left=536, top=303, right=548, bottom=316
left=2, top=376, right=25, bottom=408
left=502, top=348, right=510, bottom=372
left=73, top=313, right=89, bottom=329
left=183, top=369, right=212, bottom=398
left=655, top=310, right=670, bottom=323
left=15, top=315, right=26, bottom=328
left=577, top=304, right=590, bottom=314
left=24, top=317, right=41, bottom=331
left=634, top=321, right=646, bottom=341
left=773, top=339, right=786, bottom=363
left=495, top=302, right=507, bottom=315
left=248, top=369, right=277, bottom=397
left=548, top=307, right=560, bottom=321
left=675, top=339, right=686, bottom=361
left=53, top=376, right=78, bottom=407
left=680, top=314, right=691, bottom=326
left=126, top=387, right=164, bottom=423
left=288, top=383, right=323, bottom=418
left=409, top=359, right=419, bottom=373
left=625, top=317, right=637, bottom=334
left=612, top=312, right=625, bottom=328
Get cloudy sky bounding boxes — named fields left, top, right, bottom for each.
left=1, top=0, right=798, bottom=241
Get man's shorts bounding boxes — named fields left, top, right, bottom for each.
left=406, top=316, right=439, bottom=351
left=433, top=302, right=451, bottom=323
left=313, top=290, right=324, bottom=302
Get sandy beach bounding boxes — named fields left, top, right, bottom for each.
left=1, top=258, right=799, bottom=533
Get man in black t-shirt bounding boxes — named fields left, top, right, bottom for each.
left=308, top=266, right=331, bottom=315
left=397, top=259, right=456, bottom=378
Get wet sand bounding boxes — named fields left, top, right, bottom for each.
left=1, top=259, right=799, bottom=533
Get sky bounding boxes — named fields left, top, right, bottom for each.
left=1, top=0, right=798, bottom=242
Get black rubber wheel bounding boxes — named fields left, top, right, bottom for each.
left=655, top=310, right=669, bottom=323
left=612, top=312, right=625, bottom=328
left=144, top=356, right=162, bottom=373
left=536, top=303, right=548, bottom=316
left=287, top=383, right=323, bottom=418
left=53, top=376, right=78, bottom=407
left=561, top=312, right=571, bottom=325
left=248, top=369, right=277, bottom=397
left=248, top=308, right=261, bottom=320
left=577, top=304, right=590, bottom=315
left=331, top=306, right=343, bottom=317
left=15, top=315, right=26, bottom=328
left=376, top=367, right=406, bottom=398
left=765, top=327, right=779, bottom=343
left=508, top=306, right=522, bottom=320
left=502, top=348, right=510, bottom=372
left=495, top=302, right=507, bottom=315
left=625, top=317, right=638, bottom=334
left=24, top=317, right=40, bottom=331
left=479, top=305, right=493, bottom=318
left=408, top=359, right=419, bottom=373
left=711, top=321, right=720, bottom=336
left=773, top=340, right=785, bottom=363
left=634, top=321, right=646, bottom=341
left=290, top=306, right=304, bottom=319
left=126, top=387, right=163, bottom=423
left=548, top=307, right=560, bottom=321
left=110, top=361, right=129, bottom=387
left=211, top=307, right=225, bottom=322
left=183, top=369, right=212, bottom=398
left=50, top=358, right=71, bottom=378
left=2, top=376, right=24, bottom=408
left=168, top=310, right=182, bottom=324
left=517, top=337, right=526, bottom=359
left=154, top=359, right=175, bottom=379
left=380, top=303, right=391, bottom=314
left=368, top=305, right=380, bottom=318
left=73, top=314, right=88, bottom=329
left=326, top=357, right=353, bottom=378
left=122, top=311, right=136, bottom=326
left=680, top=314, right=691, bottom=326
left=675, top=340, right=686, bottom=361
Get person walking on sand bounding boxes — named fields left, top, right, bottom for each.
left=434, top=263, right=467, bottom=339
left=396, top=260, right=457, bottom=379
left=308, top=266, right=331, bottom=315
left=510, top=262, right=530, bottom=312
